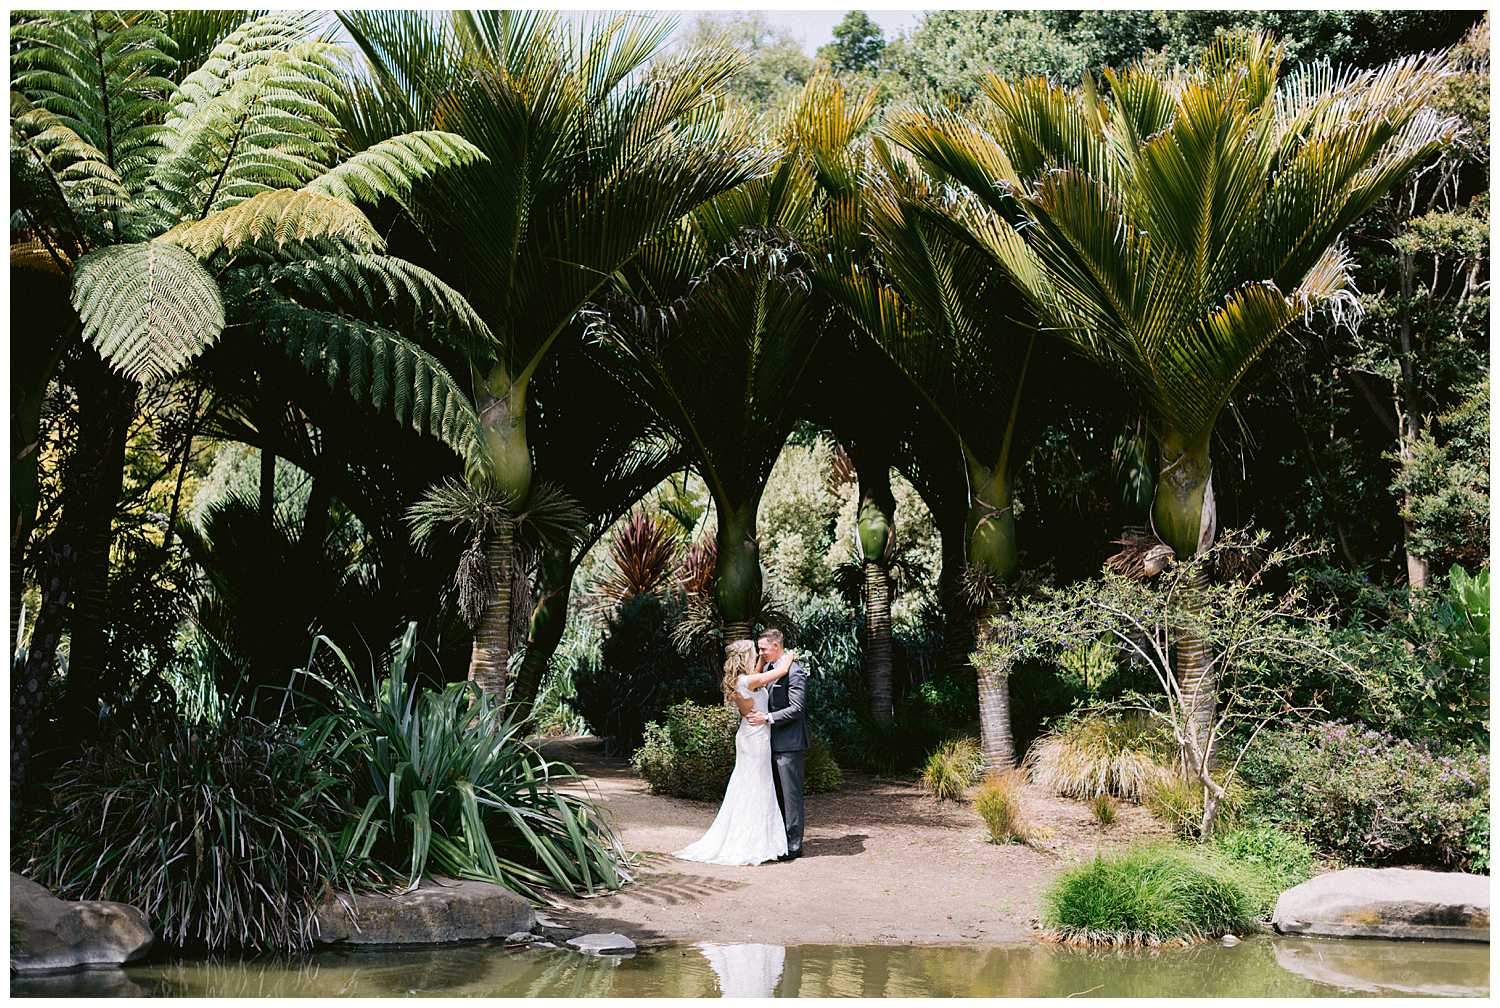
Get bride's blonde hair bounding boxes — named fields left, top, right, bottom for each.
left=721, top=640, right=757, bottom=704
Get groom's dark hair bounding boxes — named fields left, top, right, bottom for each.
left=757, top=627, right=785, bottom=646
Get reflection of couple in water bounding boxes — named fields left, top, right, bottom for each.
left=697, top=942, right=785, bottom=998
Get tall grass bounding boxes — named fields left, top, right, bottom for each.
left=920, top=736, right=985, bottom=801
left=1042, top=844, right=1261, bottom=946
left=1144, top=772, right=1246, bottom=840
left=975, top=771, right=1030, bottom=844
left=1027, top=711, right=1174, bottom=801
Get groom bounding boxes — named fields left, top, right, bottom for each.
left=746, top=627, right=806, bottom=861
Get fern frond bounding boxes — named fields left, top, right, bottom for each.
left=251, top=299, right=483, bottom=465
left=164, top=12, right=321, bottom=136
left=303, top=130, right=486, bottom=208
left=152, top=39, right=343, bottom=220
left=70, top=240, right=226, bottom=382
left=271, top=252, right=494, bottom=352
left=159, top=189, right=383, bottom=259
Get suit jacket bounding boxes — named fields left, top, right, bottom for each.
left=766, top=659, right=808, bottom=753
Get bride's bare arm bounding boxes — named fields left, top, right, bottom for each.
left=745, top=650, right=798, bottom=692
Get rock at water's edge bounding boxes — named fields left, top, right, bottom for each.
left=312, top=877, right=536, bottom=946
left=567, top=932, right=637, bottom=955
left=10, top=873, right=154, bottom=973
left=1272, top=867, right=1489, bottom=942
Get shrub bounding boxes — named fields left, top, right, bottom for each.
left=921, top=736, right=985, bottom=801
left=1027, top=711, right=1175, bottom=801
left=976, top=771, right=1029, bottom=844
left=567, top=593, right=717, bottom=754
left=1145, top=772, right=1246, bottom=840
left=311, top=625, right=628, bottom=902
left=632, top=701, right=739, bottom=800
left=1091, top=793, right=1118, bottom=828
left=1237, top=721, right=1489, bottom=871
left=19, top=715, right=366, bottom=952
left=805, top=739, right=843, bottom=794
left=1212, top=823, right=1318, bottom=914
left=1042, top=844, right=1261, bottom=945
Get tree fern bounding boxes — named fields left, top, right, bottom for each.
left=70, top=241, right=226, bottom=382
left=304, top=131, right=486, bottom=209
left=159, top=189, right=383, bottom=259
left=252, top=299, right=484, bottom=466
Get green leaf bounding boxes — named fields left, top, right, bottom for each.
left=70, top=240, right=226, bottom=382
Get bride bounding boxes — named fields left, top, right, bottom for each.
left=675, top=639, right=795, bottom=866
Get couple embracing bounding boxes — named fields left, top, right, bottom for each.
left=675, top=628, right=807, bottom=866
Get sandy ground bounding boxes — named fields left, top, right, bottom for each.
left=540, top=737, right=1169, bottom=947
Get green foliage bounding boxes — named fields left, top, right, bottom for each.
left=921, top=737, right=985, bottom=801
left=1212, top=824, right=1318, bottom=914
left=1145, top=773, right=1246, bottom=841
left=1042, top=844, right=1261, bottom=945
left=683, top=13, right=814, bottom=111
left=567, top=593, right=718, bottom=755
left=975, top=771, right=1030, bottom=844
left=818, top=11, right=886, bottom=75
left=805, top=739, right=844, bottom=794
left=1237, top=722, right=1489, bottom=872
left=1091, top=794, right=1118, bottom=828
left=632, top=700, right=739, bottom=801
left=19, top=714, right=367, bottom=952
left=1027, top=711, right=1175, bottom=802
left=307, top=625, right=629, bottom=901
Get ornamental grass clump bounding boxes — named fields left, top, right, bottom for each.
left=921, top=736, right=985, bottom=801
left=1027, top=711, right=1175, bottom=801
left=20, top=715, right=371, bottom=952
left=975, top=770, right=1030, bottom=844
left=1091, top=793, right=1118, bottom=828
left=1041, top=844, right=1260, bottom=946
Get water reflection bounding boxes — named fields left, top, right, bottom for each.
left=698, top=943, right=784, bottom=997
left=10, top=935, right=1489, bottom=998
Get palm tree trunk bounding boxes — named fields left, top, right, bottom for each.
left=1153, top=428, right=1218, bottom=764
left=508, top=547, right=575, bottom=726
left=715, top=498, right=762, bottom=653
left=853, top=442, right=896, bottom=723
left=967, top=464, right=1019, bottom=770
left=862, top=562, right=894, bottom=723
left=469, top=516, right=515, bottom=698
left=935, top=513, right=976, bottom=683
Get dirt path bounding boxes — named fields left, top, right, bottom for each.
left=540, top=737, right=1168, bottom=947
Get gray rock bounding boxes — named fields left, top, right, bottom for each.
left=1220, top=934, right=1241, bottom=947
left=1273, top=868, right=1489, bottom=942
left=567, top=932, right=637, bottom=955
left=312, top=877, right=536, bottom=947
left=504, top=931, right=535, bottom=945
left=10, top=873, right=154, bottom=973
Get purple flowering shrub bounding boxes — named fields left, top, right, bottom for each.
left=1238, top=721, right=1488, bottom=872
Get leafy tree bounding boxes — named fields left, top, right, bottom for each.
left=683, top=12, right=815, bottom=112
left=818, top=11, right=886, bottom=75
left=338, top=10, right=772, bottom=697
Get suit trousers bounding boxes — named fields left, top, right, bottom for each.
left=771, top=749, right=805, bottom=853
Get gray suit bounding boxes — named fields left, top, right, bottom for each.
left=766, top=658, right=808, bottom=853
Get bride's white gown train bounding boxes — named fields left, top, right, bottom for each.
left=674, top=675, right=788, bottom=866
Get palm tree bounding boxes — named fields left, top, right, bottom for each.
left=338, top=11, right=773, bottom=697
left=10, top=11, right=485, bottom=783
left=887, top=31, right=1459, bottom=764
left=586, top=146, right=830, bottom=648
left=497, top=342, right=685, bottom=725
left=821, top=143, right=1044, bottom=769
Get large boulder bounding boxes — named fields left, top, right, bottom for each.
left=10, top=873, right=154, bottom=973
left=1273, top=868, right=1489, bottom=942
left=312, top=877, right=536, bottom=946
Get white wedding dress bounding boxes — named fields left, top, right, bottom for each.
left=675, top=675, right=788, bottom=866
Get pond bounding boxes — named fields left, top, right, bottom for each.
left=12, top=936, right=1489, bottom=998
